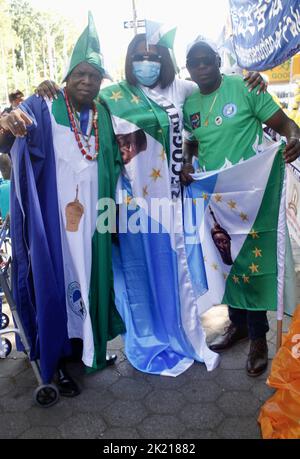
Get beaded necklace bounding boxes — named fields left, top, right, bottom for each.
left=64, top=88, right=99, bottom=161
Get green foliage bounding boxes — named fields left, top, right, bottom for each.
left=0, top=0, right=78, bottom=105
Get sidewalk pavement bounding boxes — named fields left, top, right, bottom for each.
left=0, top=304, right=291, bottom=439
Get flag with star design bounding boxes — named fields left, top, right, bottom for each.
left=185, top=141, right=286, bottom=316
left=100, top=81, right=219, bottom=377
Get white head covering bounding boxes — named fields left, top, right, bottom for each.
left=186, top=35, right=219, bottom=58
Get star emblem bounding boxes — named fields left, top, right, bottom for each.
left=150, top=169, right=162, bottom=181
left=232, top=275, right=240, bottom=284
left=240, top=212, right=249, bottom=222
left=215, top=194, right=222, bottom=203
left=125, top=195, right=133, bottom=206
left=249, top=263, right=259, bottom=274
left=228, top=200, right=237, bottom=210
left=212, top=263, right=218, bottom=271
left=202, top=193, right=209, bottom=201
left=143, top=186, right=149, bottom=198
left=160, top=149, right=166, bottom=161
left=242, top=274, right=250, bottom=284
left=110, top=91, right=123, bottom=102
left=253, top=248, right=262, bottom=258
left=131, top=95, right=140, bottom=105
left=250, top=229, right=259, bottom=239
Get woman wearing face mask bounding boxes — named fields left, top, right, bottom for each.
left=99, top=34, right=224, bottom=377
left=36, top=33, right=266, bottom=378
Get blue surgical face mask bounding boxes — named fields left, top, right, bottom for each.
left=132, top=61, right=161, bottom=87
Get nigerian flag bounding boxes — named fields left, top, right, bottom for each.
left=185, top=142, right=286, bottom=316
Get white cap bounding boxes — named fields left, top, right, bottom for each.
left=186, top=35, right=219, bottom=58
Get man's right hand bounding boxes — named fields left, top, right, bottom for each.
left=180, top=163, right=195, bottom=186
left=35, top=80, right=60, bottom=100
left=0, top=109, right=32, bottom=137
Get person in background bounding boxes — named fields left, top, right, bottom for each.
left=1, top=90, right=24, bottom=116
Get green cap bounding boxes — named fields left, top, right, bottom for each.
left=63, top=11, right=108, bottom=81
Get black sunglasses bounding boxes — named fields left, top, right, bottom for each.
left=132, top=53, right=162, bottom=63
left=186, top=55, right=217, bottom=68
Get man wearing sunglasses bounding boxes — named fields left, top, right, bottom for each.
left=182, top=36, right=300, bottom=378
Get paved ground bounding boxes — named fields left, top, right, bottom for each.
left=0, top=303, right=291, bottom=439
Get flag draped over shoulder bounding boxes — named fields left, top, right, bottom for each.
left=9, top=94, right=125, bottom=383
left=9, top=97, right=71, bottom=384
left=185, top=142, right=286, bottom=316
left=100, top=81, right=219, bottom=377
left=46, top=94, right=125, bottom=373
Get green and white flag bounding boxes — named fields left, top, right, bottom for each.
left=145, top=20, right=178, bottom=72
left=145, top=20, right=177, bottom=49
left=185, top=142, right=287, bottom=319
left=100, top=81, right=220, bottom=376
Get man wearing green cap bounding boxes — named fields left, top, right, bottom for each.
left=0, top=12, right=125, bottom=397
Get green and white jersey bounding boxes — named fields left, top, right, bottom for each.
left=183, top=75, right=281, bottom=171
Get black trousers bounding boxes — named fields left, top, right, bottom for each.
left=228, top=307, right=269, bottom=340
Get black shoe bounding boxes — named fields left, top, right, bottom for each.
left=56, top=368, right=81, bottom=398
left=106, top=353, right=117, bottom=367
left=246, top=337, right=268, bottom=377
left=209, top=323, right=248, bottom=352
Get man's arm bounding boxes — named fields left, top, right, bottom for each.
left=181, top=139, right=199, bottom=186
left=264, top=109, right=300, bottom=163
left=0, top=109, right=33, bottom=153
left=0, top=109, right=32, bottom=138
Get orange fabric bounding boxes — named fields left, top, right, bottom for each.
left=258, top=305, right=300, bottom=439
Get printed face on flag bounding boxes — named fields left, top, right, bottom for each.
left=116, top=130, right=147, bottom=165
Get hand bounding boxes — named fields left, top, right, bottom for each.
left=180, top=163, right=195, bottom=186
left=284, top=137, right=300, bottom=164
left=244, top=71, right=268, bottom=94
left=0, top=108, right=32, bottom=137
left=35, top=80, right=60, bottom=100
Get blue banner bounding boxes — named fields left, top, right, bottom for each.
left=229, top=0, right=300, bottom=71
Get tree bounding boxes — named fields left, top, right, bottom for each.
left=0, top=0, right=77, bottom=106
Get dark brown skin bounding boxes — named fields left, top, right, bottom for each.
left=0, top=62, right=103, bottom=139
left=180, top=46, right=300, bottom=186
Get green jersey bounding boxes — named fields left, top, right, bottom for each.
left=183, top=75, right=280, bottom=171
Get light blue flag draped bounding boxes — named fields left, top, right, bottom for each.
left=101, top=81, right=219, bottom=377
left=112, top=177, right=202, bottom=376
